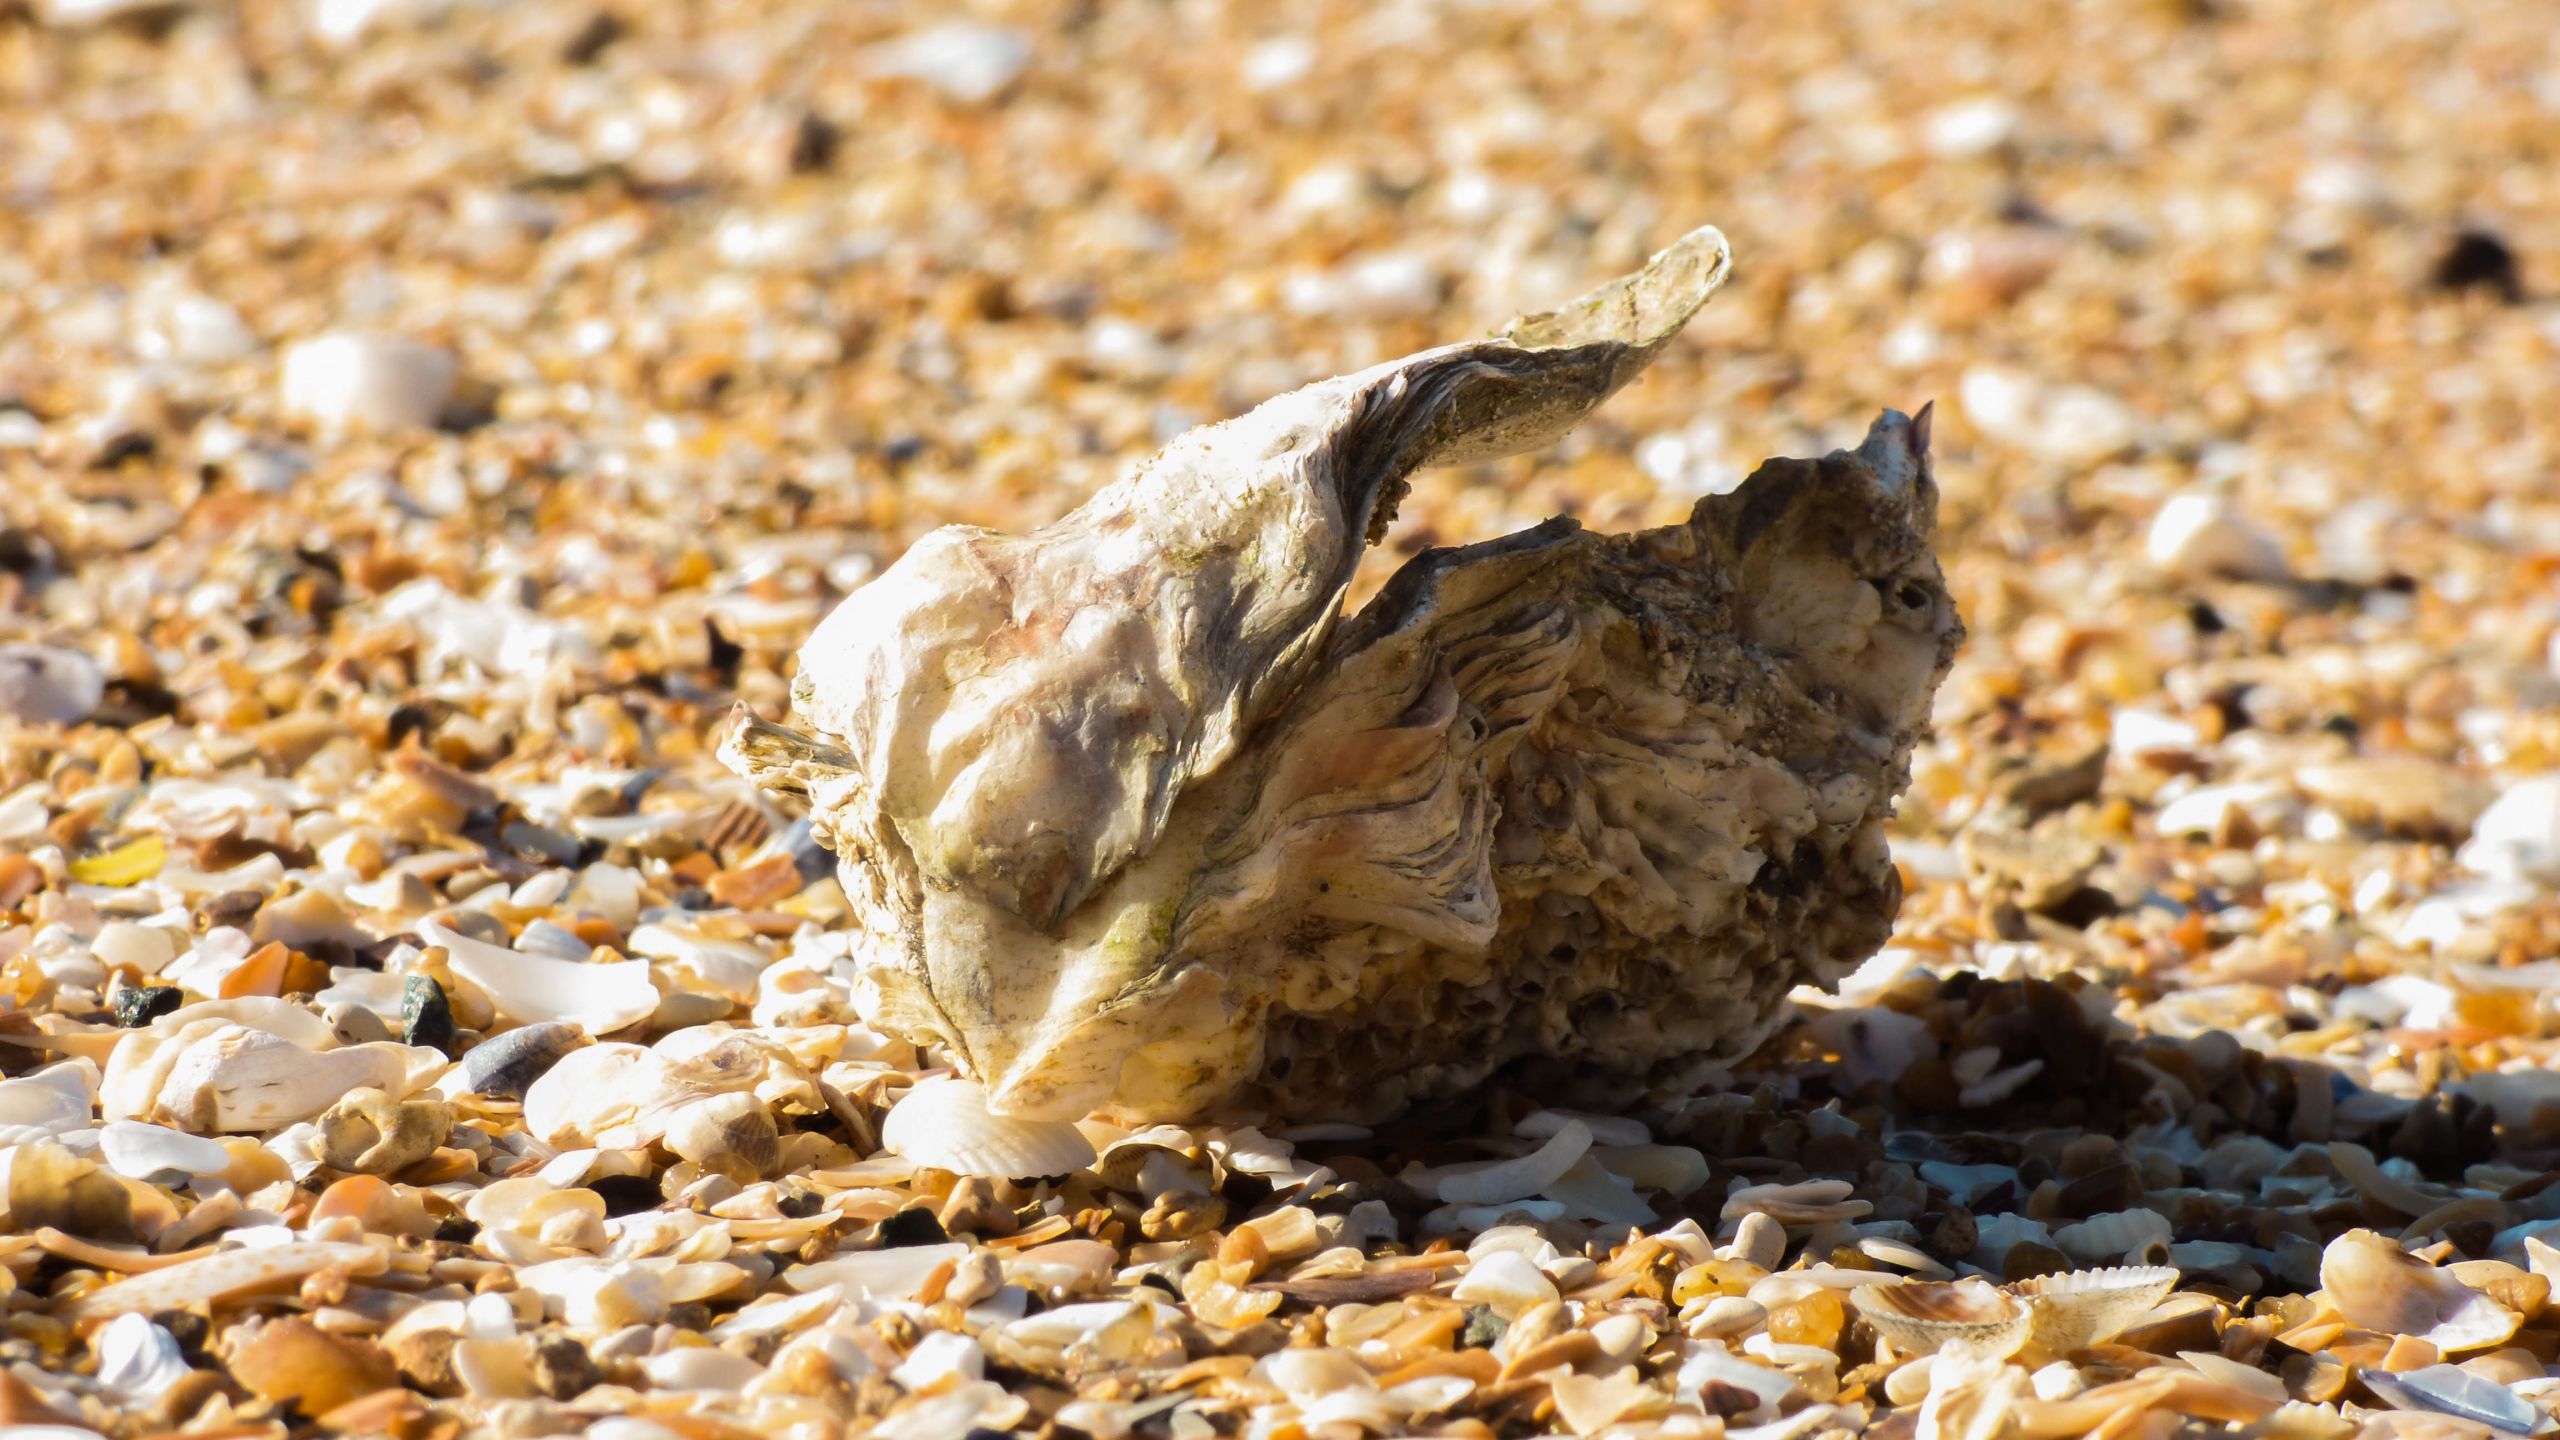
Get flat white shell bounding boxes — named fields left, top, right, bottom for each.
left=422, top=918, right=660, bottom=1035
left=881, top=1076, right=1097, bottom=1178
left=99, top=1120, right=234, bottom=1179
left=0, top=1060, right=98, bottom=1144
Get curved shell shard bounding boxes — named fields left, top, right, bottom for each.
left=725, top=225, right=1962, bottom=1123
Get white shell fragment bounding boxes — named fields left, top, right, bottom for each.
left=725, top=225, right=1962, bottom=1122
left=2319, top=1228, right=2521, bottom=1353
left=881, top=1075, right=1098, bottom=1178
left=100, top=1019, right=419, bottom=1132
left=279, top=331, right=457, bottom=432
left=64, top=1241, right=387, bottom=1321
left=420, top=918, right=660, bottom=1034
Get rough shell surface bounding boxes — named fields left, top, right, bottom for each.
left=725, top=226, right=1962, bottom=1121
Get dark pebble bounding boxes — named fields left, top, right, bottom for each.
left=112, top=985, right=182, bottom=1027
left=877, top=1206, right=948, bottom=1248
left=2430, top=228, right=2523, bottom=303
left=459, top=1021, right=583, bottom=1099
left=583, top=1172, right=663, bottom=1217
left=402, top=975, right=457, bottom=1053
left=1461, top=1305, right=1507, bottom=1350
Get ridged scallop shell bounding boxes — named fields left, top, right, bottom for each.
left=2320, top=1228, right=2521, bottom=1353
left=1850, top=1278, right=2031, bottom=1359
left=882, top=1076, right=1098, bottom=1178
left=2011, top=1265, right=2180, bottom=1352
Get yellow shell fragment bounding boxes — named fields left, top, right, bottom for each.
left=69, top=836, right=168, bottom=887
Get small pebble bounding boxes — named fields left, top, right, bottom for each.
left=278, top=333, right=456, bottom=432
left=457, top=1022, right=583, bottom=1099
left=0, top=643, right=107, bottom=726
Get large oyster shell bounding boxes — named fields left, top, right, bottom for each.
left=723, top=225, right=1963, bottom=1122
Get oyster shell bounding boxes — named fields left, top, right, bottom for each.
left=725, top=225, right=1963, bottom=1122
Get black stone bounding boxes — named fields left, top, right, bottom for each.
left=112, top=986, right=182, bottom=1027
left=2431, top=228, right=2523, bottom=303
left=459, top=1021, right=583, bottom=1099
left=584, top=1172, right=664, bottom=1217
left=877, top=1207, right=948, bottom=1248
left=402, top=975, right=457, bottom=1053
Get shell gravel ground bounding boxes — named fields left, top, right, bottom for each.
left=2, top=1, right=2559, bottom=1438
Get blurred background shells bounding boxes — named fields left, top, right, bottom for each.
left=3, top=0, right=2560, bottom=1434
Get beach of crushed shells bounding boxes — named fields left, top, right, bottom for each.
left=5, top=0, right=2560, bottom=1436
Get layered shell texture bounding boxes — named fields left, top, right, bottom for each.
left=723, top=226, right=1964, bottom=1123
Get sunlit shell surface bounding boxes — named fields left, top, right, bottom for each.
left=1850, top=1279, right=2031, bottom=1360
left=880, top=1075, right=1099, bottom=1178
left=2319, top=1228, right=2521, bottom=1353
left=2011, top=1265, right=2180, bottom=1353
left=725, top=226, right=1964, bottom=1122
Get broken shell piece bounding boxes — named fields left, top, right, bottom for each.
left=1849, top=1279, right=2031, bottom=1360
left=418, top=919, right=658, bottom=1035
left=101, top=1021, right=417, bottom=1132
left=64, top=1241, right=387, bottom=1322
left=2010, top=1265, right=2180, bottom=1353
left=8, top=1140, right=133, bottom=1239
left=1437, top=1119, right=1592, bottom=1206
left=725, top=225, right=1962, bottom=1123
left=662, top=1092, right=780, bottom=1177
left=2362, top=1364, right=2555, bottom=1435
left=97, top=1120, right=233, bottom=1180
left=881, top=1076, right=1097, bottom=1178
left=2320, top=1229, right=2520, bottom=1353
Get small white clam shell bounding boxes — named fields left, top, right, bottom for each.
left=420, top=918, right=659, bottom=1035
left=882, top=1076, right=1096, bottom=1178
left=2320, top=1229, right=2521, bottom=1354
left=1850, top=1278, right=2031, bottom=1360
left=94, top=1313, right=193, bottom=1406
left=2011, top=1265, right=2180, bottom=1353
